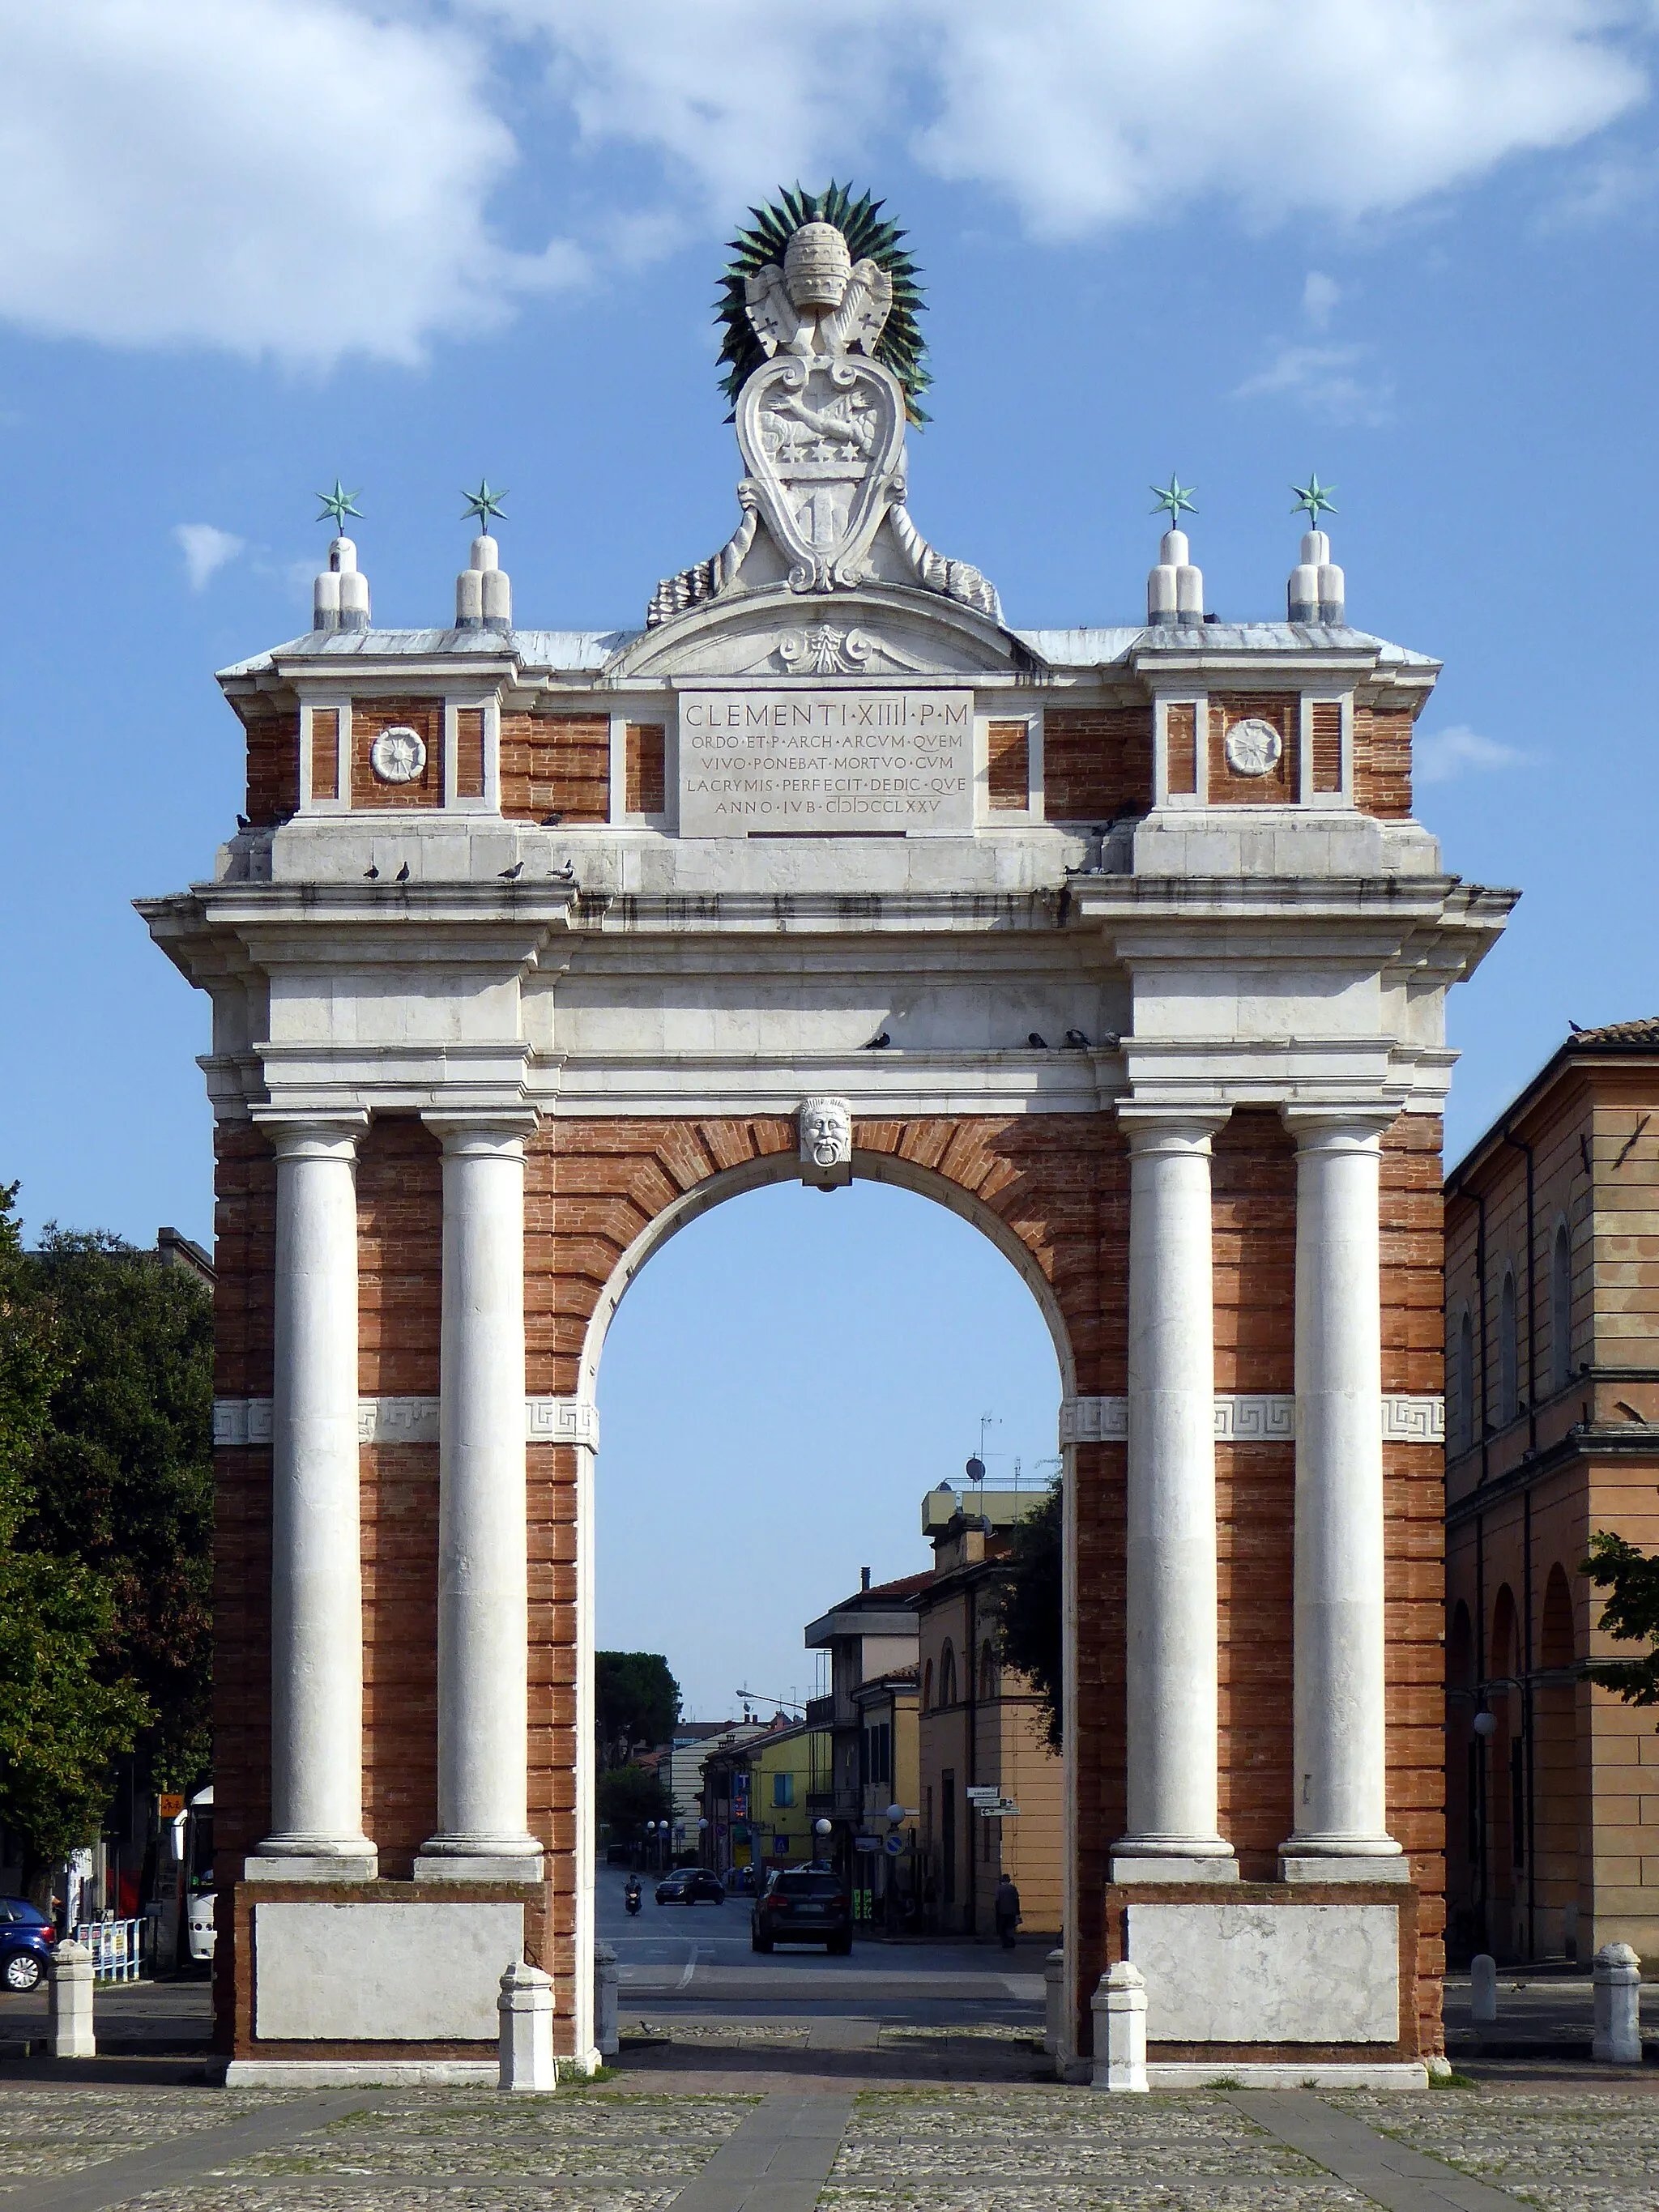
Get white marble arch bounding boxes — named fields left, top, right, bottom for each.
left=567, top=1141, right=1077, bottom=2072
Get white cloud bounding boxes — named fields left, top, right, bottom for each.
left=0, top=0, right=1650, bottom=364
left=1234, top=341, right=1394, bottom=424
left=479, top=0, right=1653, bottom=232
left=0, top=0, right=583, bottom=364
left=1302, top=271, right=1341, bottom=332
left=1415, top=723, right=1537, bottom=782
left=173, top=522, right=245, bottom=591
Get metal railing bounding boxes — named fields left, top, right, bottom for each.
left=72, top=1918, right=150, bottom=1982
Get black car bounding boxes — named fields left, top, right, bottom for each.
left=750, top=1866, right=852, bottom=1953
left=655, top=1867, right=726, bottom=1906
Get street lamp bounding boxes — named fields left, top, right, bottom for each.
left=697, top=1816, right=708, bottom=1869
left=813, top=1815, right=832, bottom=1869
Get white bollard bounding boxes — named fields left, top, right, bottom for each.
left=1470, top=1953, right=1497, bottom=2027
left=497, top=1958, right=557, bottom=2092
left=49, top=1940, right=96, bottom=2059
left=595, top=1941, right=619, bottom=2059
left=1043, top=1947, right=1065, bottom=2056
left=1090, top=1961, right=1148, bottom=2093
left=1593, top=1941, right=1643, bottom=2065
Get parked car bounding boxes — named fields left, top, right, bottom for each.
left=655, top=1867, right=726, bottom=1906
left=750, top=1867, right=852, bottom=1954
left=0, top=1899, right=58, bottom=1992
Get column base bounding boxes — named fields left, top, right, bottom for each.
left=1110, top=1844, right=1238, bottom=1885
left=413, top=1853, right=546, bottom=1882
left=416, top=1835, right=545, bottom=1883
left=245, top=1842, right=378, bottom=1885
left=1279, top=1849, right=1410, bottom=1885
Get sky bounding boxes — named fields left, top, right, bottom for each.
left=4, top=0, right=1659, bottom=1708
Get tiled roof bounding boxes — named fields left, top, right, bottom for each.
left=1566, top=1018, right=1659, bottom=1048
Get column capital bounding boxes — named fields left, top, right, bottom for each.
left=1118, top=1105, right=1231, bottom=1155
left=250, top=1109, right=369, bottom=1162
left=422, top=1110, right=539, bottom=1158
left=1281, top=1102, right=1397, bottom=1152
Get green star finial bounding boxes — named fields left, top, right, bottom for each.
left=315, top=479, right=362, bottom=535
left=462, top=478, right=509, bottom=535
left=1149, top=474, right=1197, bottom=530
left=1290, top=471, right=1337, bottom=526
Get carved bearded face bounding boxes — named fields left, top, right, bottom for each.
left=800, top=1097, right=851, bottom=1170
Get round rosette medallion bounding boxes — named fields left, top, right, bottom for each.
left=1223, top=717, right=1282, bottom=778
left=370, top=725, right=427, bottom=784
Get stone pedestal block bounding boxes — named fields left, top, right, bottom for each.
left=595, top=1941, right=619, bottom=2058
left=1470, top=1953, right=1496, bottom=2026
left=1091, top=1962, right=1148, bottom=2093
left=498, top=1958, right=557, bottom=2092
left=1593, top=1941, right=1642, bottom=2065
left=1043, top=1947, right=1065, bottom=2057
left=49, top=1941, right=96, bottom=2059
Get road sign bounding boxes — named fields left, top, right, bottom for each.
left=854, top=1835, right=882, bottom=1853
left=157, top=1794, right=185, bottom=1819
left=975, top=1799, right=1020, bottom=1818
left=964, top=1785, right=998, bottom=1805
left=885, top=1832, right=904, bottom=1856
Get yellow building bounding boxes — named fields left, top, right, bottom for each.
left=700, top=1719, right=828, bottom=1877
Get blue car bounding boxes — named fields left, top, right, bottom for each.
left=0, top=1900, right=57, bottom=1992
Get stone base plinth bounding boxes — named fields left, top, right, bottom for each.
left=1097, top=1878, right=1422, bottom=2076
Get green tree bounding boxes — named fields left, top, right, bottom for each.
left=596, top=1762, right=673, bottom=1842
left=988, top=1477, right=1064, bottom=1750
left=0, top=1189, right=151, bottom=1893
left=1582, top=1530, right=1659, bottom=1705
left=596, top=1652, right=681, bottom=1765
left=23, top=1229, right=214, bottom=1792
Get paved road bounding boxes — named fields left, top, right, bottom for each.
left=598, top=1875, right=1045, bottom=2023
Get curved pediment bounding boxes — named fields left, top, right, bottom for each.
left=607, top=580, right=1039, bottom=683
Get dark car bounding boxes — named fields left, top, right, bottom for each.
left=750, top=1867, right=852, bottom=1954
left=655, top=1867, right=726, bottom=1906
left=0, top=1899, right=57, bottom=1992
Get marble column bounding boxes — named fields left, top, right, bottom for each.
left=249, top=1113, right=376, bottom=1878
left=417, top=1117, right=544, bottom=1877
left=1112, top=1110, right=1236, bottom=1881
left=1280, top=1108, right=1405, bottom=1881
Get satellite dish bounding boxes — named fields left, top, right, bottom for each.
left=966, top=1456, right=986, bottom=1484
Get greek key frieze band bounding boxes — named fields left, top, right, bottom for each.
left=213, top=1396, right=599, bottom=1451
left=1059, top=1393, right=1444, bottom=1447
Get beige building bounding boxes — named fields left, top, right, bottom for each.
left=915, top=1488, right=1062, bottom=1940
left=1445, top=1019, right=1659, bottom=1964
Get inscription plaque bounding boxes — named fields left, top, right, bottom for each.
left=680, top=688, right=973, bottom=835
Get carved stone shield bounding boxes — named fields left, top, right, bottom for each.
left=736, top=353, right=906, bottom=593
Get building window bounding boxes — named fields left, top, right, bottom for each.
left=941, top=1773, right=957, bottom=1905
left=1551, top=1222, right=1572, bottom=1391
left=772, top=1773, right=793, bottom=1809
left=923, top=1660, right=933, bottom=1711
left=980, top=1643, right=997, bottom=1700
left=1499, top=1269, right=1519, bottom=1424
left=940, top=1643, right=957, bottom=1707
left=1456, top=1308, right=1475, bottom=1451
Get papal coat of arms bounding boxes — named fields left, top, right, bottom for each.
left=650, top=185, right=1000, bottom=628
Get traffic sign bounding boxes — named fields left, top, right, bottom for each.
left=975, top=1799, right=1020, bottom=1818
left=964, top=1785, right=998, bottom=1805
left=854, top=1835, right=882, bottom=1853
left=885, top=1832, right=904, bottom=1856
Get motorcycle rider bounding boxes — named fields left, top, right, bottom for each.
left=624, top=1873, right=642, bottom=1916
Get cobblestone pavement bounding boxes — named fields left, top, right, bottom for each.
left=5, top=2077, right=1659, bottom=2212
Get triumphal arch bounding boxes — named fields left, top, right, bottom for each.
left=144, top=186, right=1509, bottom=2084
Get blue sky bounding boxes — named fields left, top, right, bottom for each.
left=4, top=0, right=1658, bottom=1710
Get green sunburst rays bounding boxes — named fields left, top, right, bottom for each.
left=715, top=181, right=931, bottom=424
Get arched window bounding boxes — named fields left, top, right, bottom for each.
left=923, top=1660, right=933, bottom=1712
left=979, top=1642, right=998, bottom=1700
left=1499, top=1269, right=1519, bottom=1424
left=1551, top=1222, right=1573, bottom=1392
left=940, top=1643, right=957, bottom=1707
left=1456, top=1308, right=1476, bottom=1452
left=1541, top=1564, right=1575, bottom=1670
